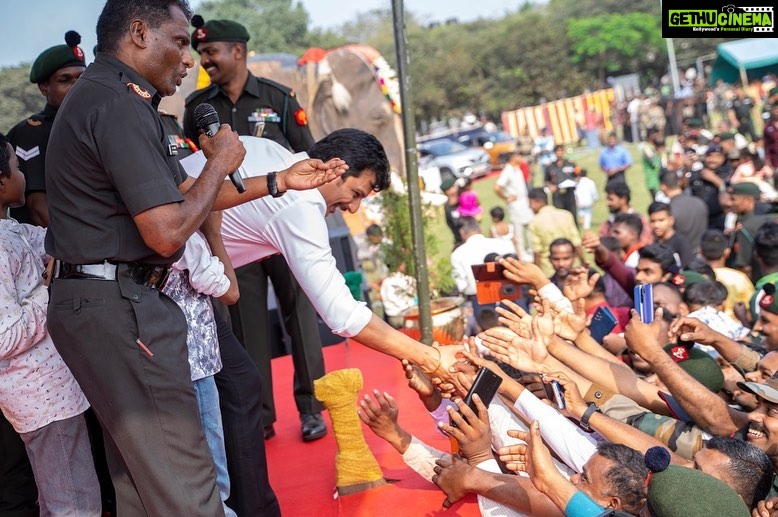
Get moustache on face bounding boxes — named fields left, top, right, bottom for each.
left=749, top=422, right=767, bottom=435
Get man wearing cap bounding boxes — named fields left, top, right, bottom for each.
left=727, top=182, right=777, bottom=280
left=7, top=31, right=85, bottom=227
left=183, top=16, right=328, bottom=443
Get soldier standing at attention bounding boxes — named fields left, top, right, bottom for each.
left=183, top=16, right=328, bottom=443
left=7, top=31, right=85, bottom=227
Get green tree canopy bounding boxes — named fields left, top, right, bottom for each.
left=567, top=13, right=665, bottom=84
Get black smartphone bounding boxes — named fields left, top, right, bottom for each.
left=589, top=305, right=618, bottom=344
left=634, top=284, right=654, bottom=324
left=454, top=367, right=503, bottom=427
left=543, top=379, right=566, bottom=410
left=471, top=263, right=522, bottom=304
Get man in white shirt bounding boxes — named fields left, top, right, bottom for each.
left=181, top=129, right=458, bottom=382
left=449, top=217, right=516, bottom=334
left=494, top=153, right=533, bottom=260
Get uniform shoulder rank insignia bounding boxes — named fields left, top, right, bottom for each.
left=294, top=108, right=308, bottom=126
left=128, top=82, right=151, bottom=99
left=27, top=118, right=43, bottom=127
left=16, top=146, right=40, bottom=161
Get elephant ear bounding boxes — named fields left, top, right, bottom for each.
left=312, top=75, right=347, bottom=136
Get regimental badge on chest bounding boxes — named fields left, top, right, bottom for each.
left=250, top=109, right=281, bottom=123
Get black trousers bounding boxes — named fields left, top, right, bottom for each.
left=0, top=415, right=37, bottom=517
left=229, top=255, right=325, bottom=424
left=48, top=269, right=223, bottom=516
left=213, top=309, right=280, bottom=517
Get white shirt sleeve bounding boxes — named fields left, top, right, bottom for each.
left=514, top=390, right=598, bottom=473
left=537, top=282, right=573, bottom=313
left=266, top=203, right=373, bottom=337
left=401, top=435, right=450, bottom=482
left=172, top=232, right=231, bottom=298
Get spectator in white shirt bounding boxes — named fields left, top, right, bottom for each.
left=574, top=169, right=599, bottom=230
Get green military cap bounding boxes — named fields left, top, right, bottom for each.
left=739, top=371, right=778, bottom=404
left=662, top=343, right=724, bottom=393
left=718, top=131, right=735, bottom=141
left=440, top=176, right=457, bottom=192
left=727, top=181, right=762, bottom=198
left=685, top=118, right=704, bottom=128
left=29, top=31, right=86, bottom=84
left=191, top=15, right=250, bottom=51
left=756, top=282, right=778, bottom=316
left=644, top=447, right=749, bottom=517
left=670, top=270, right=707, bottom=289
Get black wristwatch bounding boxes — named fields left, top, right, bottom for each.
left=267, top=171, right=284, bottom=198
left=579, top=402, right=601, bottom=432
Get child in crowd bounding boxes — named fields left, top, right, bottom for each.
left=488, top=206, right=514, bottom=242
left=0, top=132, right=100, bottom=515
left=574, top=168, right=598, bottom=230
left=457, top=178, right=482, bottom=220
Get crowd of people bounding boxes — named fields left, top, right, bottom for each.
left=4, top=1, right=778, bottom=516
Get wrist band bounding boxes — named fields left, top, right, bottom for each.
left=267, top=171, right=284, bottom=198
left=420, top=346, right=442, bottom=374
left=580, top=402, right=601, bottom=432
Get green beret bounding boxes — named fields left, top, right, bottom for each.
left=718, top=131, right=735, bottom=141
left=769, top=86, right=778, bottom=97
left=685, top=118, right=704, bottom=128
left=647, top=464, right=749, bottom=516
left=191, top=15, right=250, bottom=51
left=30, top=31, right=86, bottom=84
left=662, top=343, right=723, bottom=393
left=670, top=270, right=707, bottom=289
left=756, top=282, right=778, bottom=316
left=727, top=181, right=762, bottom=198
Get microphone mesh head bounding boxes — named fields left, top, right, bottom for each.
left=193, top=103, right=220, bottom=130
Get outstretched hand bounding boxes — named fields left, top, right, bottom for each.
left=479, top=315, right=549, bottom=373
left=669, top=316, right=721, bottom=346
left=623, top=307, right=665, bottom=360
left=548, top=298, right=587, bottom=342
left=562, top=267, right=600, bottom=303
left=278, top=157, right=348, bottom=193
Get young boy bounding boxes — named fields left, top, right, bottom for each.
left=647, top=201, right=695, bottom=265
left=0, top=132, right=100, bottom=515
left=609, top=213, right=644, bottom=268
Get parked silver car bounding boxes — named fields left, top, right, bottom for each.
left=417, top=139, right=492, bottom=181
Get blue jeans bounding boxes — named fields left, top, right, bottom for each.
left=193, top=376, right=237, bottom=517
left=20, top=413, right=101, bottom=517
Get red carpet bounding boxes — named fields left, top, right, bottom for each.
left=265, top=341, right=480, bottom=516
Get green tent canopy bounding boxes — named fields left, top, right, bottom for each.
left=710, top=38, right=778, bottom=85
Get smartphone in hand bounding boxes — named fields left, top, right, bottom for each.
left=453, top=367, right=502, bottom=427
left=589, top=305, right=618, bottom=344
left=634, top=284, right=654, bottom=323
left=543, top=378, right=566, bottom=410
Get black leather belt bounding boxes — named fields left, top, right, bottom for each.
left=54, top=260, right=170, bottom=290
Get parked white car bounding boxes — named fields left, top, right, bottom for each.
left=418, top=139, right=492, bottom=182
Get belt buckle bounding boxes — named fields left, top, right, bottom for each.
left=147, top=266, right=170, bottom=289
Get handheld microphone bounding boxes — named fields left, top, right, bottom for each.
left=193, top=103, right=246, bottom=193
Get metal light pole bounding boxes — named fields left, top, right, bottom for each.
left=391, top=0, right=433, bottom=344
left=660, top=0, right=681, bottom=96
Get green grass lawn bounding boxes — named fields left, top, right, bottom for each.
left=425, top=142, right=654, bottom=256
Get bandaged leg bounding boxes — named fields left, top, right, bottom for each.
left=314, top=369, right=386, bottom=495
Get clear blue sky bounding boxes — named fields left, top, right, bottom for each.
left=0, top=0, right=521, bottom=68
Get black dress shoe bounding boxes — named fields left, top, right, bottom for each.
left=301, top=412, right=327, bottom=442
left=264, top=424, right=275, bottom=440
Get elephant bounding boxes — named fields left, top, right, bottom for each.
left=161, top=45, right=405, bottom=178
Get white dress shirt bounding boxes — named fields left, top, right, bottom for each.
left=180, top=137, right=372, bottom=338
